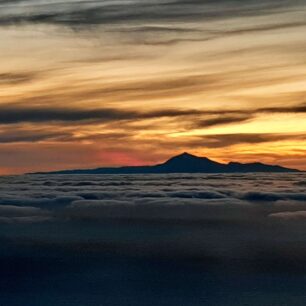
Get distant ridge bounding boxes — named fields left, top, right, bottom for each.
left=31, top=152, right=300, bottom=174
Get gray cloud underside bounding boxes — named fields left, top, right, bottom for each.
left=0, top=0, right=305, bottom=34
left=0, top=106, right=207, bottom=124
left=0, top=104, right=305, bottom=145
left=195, top=115, right=252, bottom=128
left=0, top=128, right=305, bottom=148
left=192, top=133, right=306, bottom=148
left=0, top=125, right=74, bottom=143
left=0, top=103, right=305, bottom=125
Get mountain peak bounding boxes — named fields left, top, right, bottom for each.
left=167, top=152, right=215, bottom=162
left=165, top=152, right=207, bottom=163
left=174, top=152, right=197, bottom=158
left=182, top=152, right=194, bottom=156
left=162, top=152, right=223, bottom=172
left=31, top=152, right=301, bottom=175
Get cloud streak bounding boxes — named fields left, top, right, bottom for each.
left=0, top=103, right=305, bottom=125
left=0, top=0, right=302, bottom=28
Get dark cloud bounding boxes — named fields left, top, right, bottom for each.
left=0, top=103, right=305, bottom=126
left=0, top=106, right=203, bottom=125
left=260, top=103, right=306, bottom=114
left=0, top=128, right=73, bottom=143
left=0, top=72, right=38, bottom=85
left=0, top=106, right=136, bottom=124
left=0, top=0, right=301, bottom=28
left=195, top=133, right=306, bottom=148
left=139, top=133, right=306, bottom=153
left=195, top=115, right=252, bottom=128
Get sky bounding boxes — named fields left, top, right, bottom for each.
left=0, top=0, right=306, bottom=174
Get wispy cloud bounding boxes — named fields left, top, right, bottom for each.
left=0, top=0, right=305, bottom=173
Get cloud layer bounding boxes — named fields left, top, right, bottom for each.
left=1, top=173, right=306, bottom=305
left=1, top=173, right=306, bottom=262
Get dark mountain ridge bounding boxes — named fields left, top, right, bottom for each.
left=31, top=152, right=300, bottom=174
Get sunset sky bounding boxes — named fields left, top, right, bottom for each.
left=0, top=0, right=306, bottom=174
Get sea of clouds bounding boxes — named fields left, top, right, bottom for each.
left=1, top=173, right=306, bottom=305
left=1, top=173, right=306, bottom=265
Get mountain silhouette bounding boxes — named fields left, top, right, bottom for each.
left=32, top=152, right=300, bottom=174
